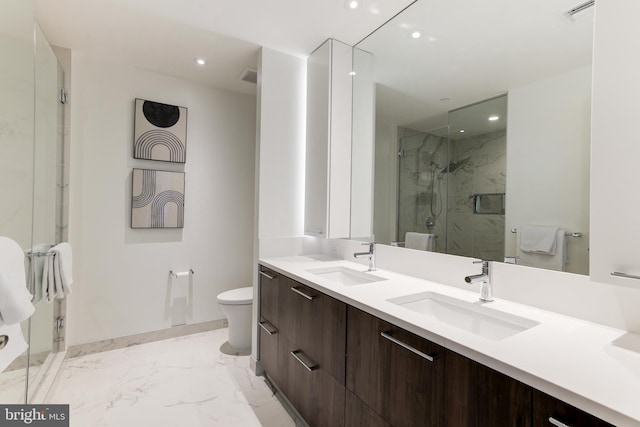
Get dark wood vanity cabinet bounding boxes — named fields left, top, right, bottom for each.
left=258, top=267, right=283, bottom=385
left=346, top=306, right=532, bottom=427
left=258, top=265, right=347, bottom=427
left=280, top=280, right=347, bottom=383
left=346, top=306, right=444, bottom=426
left=533, top=389, right=614, bottom=427
left=259, top=266, right=617, bottom=427
left=444, top=349, right=533, bottom=427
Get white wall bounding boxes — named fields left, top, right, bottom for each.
left=253, top=47, right=307, bottom=360
left=505, top=66, right=591, bottom=275
left=256, top=48, right=306, bottom=240
left=67, top=52, right=256, bottom=345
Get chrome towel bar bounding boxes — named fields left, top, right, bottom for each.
left=510, top=228, right=582, bottom=238
left=169, top=269, right=194, bottom=278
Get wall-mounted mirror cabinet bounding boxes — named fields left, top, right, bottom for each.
left=305, top=39, right=374, bottom=239
left=353, top=0, right=593, bottom=275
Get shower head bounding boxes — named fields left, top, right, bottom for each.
left=440, top=157, right=470, bottom=174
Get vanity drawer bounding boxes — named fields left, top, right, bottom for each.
left=346, top=306, right=444, bottom=426
left=281, top=279, right=346, bottom=384
left=533, top=389, right=614, bottom=427
left=258, top=266, right=283, bottom=325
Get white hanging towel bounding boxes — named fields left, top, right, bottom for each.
left=519, top=226, right=559, bottom=254
left=0, top=322, right=29, bottom=373
left=516, top=228, right=567, bottom=271
left=25, top=243, right=52, bottom=305
left=42, top=242, right=73, bottom=302
left=0, top=236, right=35, bottom=325
left=405, top=232, right=435, bottom=251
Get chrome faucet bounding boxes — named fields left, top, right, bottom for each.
left=353, top=242, right=376, bottom=271
left=464, top=259, right=493, bottom=302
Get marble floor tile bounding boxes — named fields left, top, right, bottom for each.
left=47, top=329, right=296, bottom=427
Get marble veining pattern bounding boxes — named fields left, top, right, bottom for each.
left=447, top=130, right=506, bottom=261
left=47, top=329, right=295, bottom=427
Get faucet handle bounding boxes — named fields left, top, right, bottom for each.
left=362, top=242, right=375, bottom=251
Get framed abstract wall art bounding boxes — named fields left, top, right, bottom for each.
left=133, top=98, right=188, bottom=163
left=131, top=168, right=185, bottom=228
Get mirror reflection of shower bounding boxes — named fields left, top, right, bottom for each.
left=397, top=127, right=449, bottom=252
left=395, top=95, right=507, bottom=258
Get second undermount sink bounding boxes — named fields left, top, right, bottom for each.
left=306, top=266, right=386, bottom=286
left=388, top=291, right=539, bottom=341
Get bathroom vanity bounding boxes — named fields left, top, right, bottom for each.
left=258, top=257, right=636, bottom=427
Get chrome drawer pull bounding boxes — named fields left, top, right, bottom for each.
left=611, top=271, right=640, bottom=280
left=290, top=286, right=315, bottom=300
left=548, top=417, right=570, bottom=427
left=259, top=271, right=275, bottom=280
left=290, top=350, right=318, bottom=372
left=380, top=331, right=437, bottom=362
left=259, top=321, right=278, bottom=335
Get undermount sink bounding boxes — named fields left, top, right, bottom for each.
left=306, top=266, right=386, bottom=286
left=388, top=291, right=539, bottom=340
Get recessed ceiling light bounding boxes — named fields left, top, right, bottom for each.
left=410, top=30, right=423, bottom=39
left=459, top=130, right=465, bottom=133
left=194, top=58, right=206, bottom=66
left=345, top=0, right=360, bottom=10
left=488, top=115, right=499, bottom=121
left=349, top=71, right=357, bottom=76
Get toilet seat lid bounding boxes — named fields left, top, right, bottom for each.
left=217, top=286, right=253, bottom=305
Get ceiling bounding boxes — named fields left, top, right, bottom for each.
left=34, top=0, right=416, bottom=95
left=356, top=0, right=594, bottom=133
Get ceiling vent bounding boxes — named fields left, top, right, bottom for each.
left=239, top=67, right=258, bottom=85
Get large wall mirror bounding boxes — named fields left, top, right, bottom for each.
left=354, top=0, right=593, bottom=275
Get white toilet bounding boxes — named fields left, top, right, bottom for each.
left=216, top=286, right=253, bottom=351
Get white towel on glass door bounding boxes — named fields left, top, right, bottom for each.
left=25, top=243, right=51, bottom=305
left=519, top=226, right=559, bottom=254
left=42, top=242, right=73, bottom=302
left=405, top=232, right=435, bottom=251
left=0, top=236, right=35, bottom=326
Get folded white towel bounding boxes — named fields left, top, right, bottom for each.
left=405, top=232, right=435, bottom=251
left=0, top=236, right=35, bottom=325
left=43, top=242, right=73, bottom=302
left=519, top=226, right=559, bottom=255
left=516, top=229, right=567, bottom=271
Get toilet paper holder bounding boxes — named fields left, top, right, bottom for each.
left=169, top=269, right=194, bottom=279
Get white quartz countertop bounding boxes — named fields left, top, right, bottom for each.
left=260, top=256, right=640, bottom=427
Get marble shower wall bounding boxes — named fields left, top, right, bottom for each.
left=397, top=129, right=448, bottom=252
left=446, top=130, right=506, bottom=261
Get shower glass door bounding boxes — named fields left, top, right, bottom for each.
left=397, top=127, right=449, bottom=252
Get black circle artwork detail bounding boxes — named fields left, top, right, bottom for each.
left=142, top=100, right=180, bottom=128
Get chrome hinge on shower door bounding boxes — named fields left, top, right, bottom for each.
left=59, top=87, right=69, bottom=104
left=55, top=316, right=65, bottom=336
